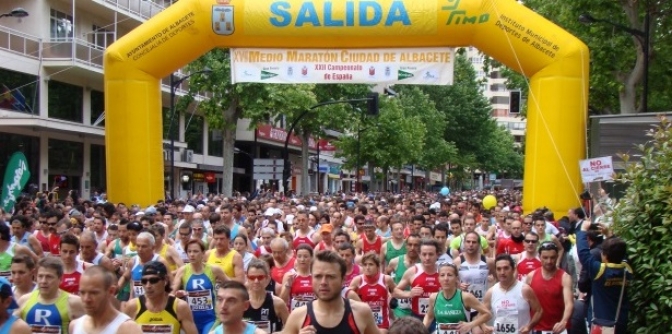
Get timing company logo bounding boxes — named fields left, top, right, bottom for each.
left=261, top=71, right=278, bottom=80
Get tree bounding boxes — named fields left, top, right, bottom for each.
left=391, top=85, right=457, bottom=186
left=334, top=97, right=425, bottom=190
left=179, top=49, right=315, bottom=196
left=613, top=116, right=672, bottom=332
left=420, top=53, right=498, bottom=176
left=288, top=84, right=372, bottom=194
left=511, top=0, right=672, bottom=114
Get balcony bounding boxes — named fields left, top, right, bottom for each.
left=42, top=38, right=105, bottom=70
left=93, top=0, right=169, bottom=22
left=0, top=26, right=41, bottom=59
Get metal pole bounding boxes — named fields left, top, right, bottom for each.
left=169, top=74, right=176, bottom=201
left=316, top=136, right=320, bottom=194
left=642, top=9, right=649, bottom=113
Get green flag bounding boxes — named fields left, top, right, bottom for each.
left=1, top=152, right=31, bottom=212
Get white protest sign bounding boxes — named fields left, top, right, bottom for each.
left=579, top=156, right=614, bottom=183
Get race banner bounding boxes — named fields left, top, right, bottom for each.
left=230, top=47, right=454, bottom=85
left=1, top=151, right=30, bottom=212
left=579, top=156, right=614, bottom=183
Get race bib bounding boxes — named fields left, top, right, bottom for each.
left=141, top=324, right=173, bottom=333
left=468, top=284, right=485, bottom=301
left=398, top=298, right=411, bottom=309
left=418, top=297, right=429, bottom=315
left=246, top=320, right=271, bottom=333
left=371, top=306, right=383, bottom=325
left=187, top=290, right=213, bottom=311
left=540, top=331, right=566, bottom=334
left=437, top=323, right=460, bottom=334
left=29, top=325, right=61, bottom=334
left=494, top=317, right=517, bottom=334
left=291, top=296, right=313, bottom=311
left=133, top=282, right=145, bottom=296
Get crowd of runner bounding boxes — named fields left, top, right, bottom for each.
left=0, top=189, right=631, bottom=334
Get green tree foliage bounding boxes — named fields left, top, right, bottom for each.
left=390, top=85, right=457, bottom=172
left=334, top=97, right=425, bottom=188
left=420, top=53, right=522, bottom=178
left=613, top=116, right=672, bottom=332
left=179, top=49, right=316, bottom=196
left=511, top=0, right=671, bottom=114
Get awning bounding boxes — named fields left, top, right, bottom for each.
left=328, top=173, right=340, bottom=179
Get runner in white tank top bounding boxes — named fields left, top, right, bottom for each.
left=71, top=312, right=132, bottom=334
left=484, top=254, right=543, bottom=334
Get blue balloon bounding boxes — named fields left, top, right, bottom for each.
left=440, top=187, right=450, bottom=196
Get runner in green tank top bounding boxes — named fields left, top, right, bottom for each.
left=383, top=221, right=407, bottom=266
left=423, top=262, right=492, bottom=333
left=389, top=235, right=420, bottom=319
left=385, top=240, right=406, bottom=265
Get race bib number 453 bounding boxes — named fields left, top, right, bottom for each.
left=187, top=290, right=213, bottom=311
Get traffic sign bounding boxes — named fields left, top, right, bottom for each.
left=253, top=159, right=284, bottom=180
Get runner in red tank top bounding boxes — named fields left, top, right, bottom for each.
left=515, top=233, right=542, bottom=281
left=280, top=245, right=315, bottom=311
left=314, top=224, right=335, bottom=252
left=349, top=253, right=395, bottom=330
left=292, top=211, right=317, bottom=249
left=338, top=243, right=362, bottom=288
left=33, top=229, right=50, bottom=253
left=270, top=238, right=295, bottom=284
left=59, top=234, right=91, bottom=294
left=392, top=239, right=441, bottom=332
left=282, top=250, right=379, bottom=334
left=356, top=221, right=382, bottom=256
left=526, top=242, right=573, bottom=333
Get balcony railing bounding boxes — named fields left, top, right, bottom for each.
left=42, top=38, right=104, bottom=69
left=96, top=0, right=168, bottom=21
left=0, top=26, right=41, bottom=59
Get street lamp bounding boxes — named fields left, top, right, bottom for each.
left=168, top=69, right=212, bottom=200
left=579, top=11, right=649, bottom=113
left=0, top=8, right=29, bottom=19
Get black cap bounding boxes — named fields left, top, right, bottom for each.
left=127, top=221, right=143, bottom=232
left=141, top=261, right=168, bottom=278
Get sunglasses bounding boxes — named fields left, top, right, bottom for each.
left=141, top=277, right=163, bottom=285
left=247, top=274, right=266, bottom=282
left=179, top=232, right=191, bottom=237
left=540, top=241, right=558, bottom=251
left=524, top=239, right=538, bottom=244
left=193, top=228, right=203, bottom=231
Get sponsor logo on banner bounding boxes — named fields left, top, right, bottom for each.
left=261, top=70, right=279, bottom=80
left=212, top=0, right=234, bottom=36
left=230, top=47, right=454, bottom=85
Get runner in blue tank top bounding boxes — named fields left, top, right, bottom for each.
left=211, top=281, right=264, bottom=334
left=173, top=240, right=229, bottom=334
left=0, top=278, right=31, bottom=334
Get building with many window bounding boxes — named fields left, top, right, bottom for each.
left=466, top=47, right=526, bottom=145
left=0, top=0, right=348, bottom=201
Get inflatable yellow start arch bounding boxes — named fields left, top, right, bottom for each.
left=104, top=0, right=589, bottom=214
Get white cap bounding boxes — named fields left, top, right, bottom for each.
left=263, top=208, right=276, bottom=216
left=309, top=206, right=318, bottom=212
left=182, top=205, right=195, bottom=213
left=296, top=205, right=305, bottom=211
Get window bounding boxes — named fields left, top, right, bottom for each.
left=91, top=90, right=104, bottom=126
left=0, top=68, right=39, bottom=114
left=185, top=114, right=204, bottom=154
left=91, top=25, right=114, bottom=50
left=50, top=9, right=73, bottom=41
left=0, top=133, right=39, bottom=191
left=90, top=144, right=106, bottom=192
left=208, top=128, right=223, bottom=157
left=48, top=139, right=84, bottom=174
left=48, top=80, right=83, bottom=123
left=490, top=96, right=510, bottom=105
